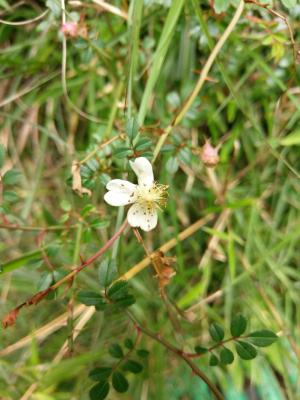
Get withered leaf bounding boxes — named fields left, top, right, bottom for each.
left=71, top=161, right=92, bottom=197
left=2, top=307, right=20, bottom=328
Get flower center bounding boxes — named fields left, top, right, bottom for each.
left=136, top=183, right=168, bottom=208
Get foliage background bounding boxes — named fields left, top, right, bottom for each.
left=0, top=0, right=300, bottom=399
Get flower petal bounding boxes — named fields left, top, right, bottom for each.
left=104, top=179, right=137, bottom=206
left=104, top=191, right=135, bottom=206
left=129, top=157, right=154, bottom=187
left=106, top=179, right=136, bottom=192
left=127, top=203, right=158, bottom=231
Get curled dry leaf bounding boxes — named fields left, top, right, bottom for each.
left=27, top=288, right=52, bottom=305
left=2, top=307, right=20, bottom=328
left=71, top=161, right=92, bottom=197
left=152, top=250, right=176, bottom=288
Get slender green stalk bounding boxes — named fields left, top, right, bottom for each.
left=152, top=0, right=245, bottom=161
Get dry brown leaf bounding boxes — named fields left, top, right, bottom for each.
left=152, top=251, right=176, bottom=288
left=27, top=288, right=51, bottom=306
left=71, top=161, right=92, bottom=197
left=2, top=307, right=20, bottom=328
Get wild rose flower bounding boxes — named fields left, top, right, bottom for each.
left=104, top=157, right=168, bottom=232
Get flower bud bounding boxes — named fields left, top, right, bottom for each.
left=61, top=22, right=78, bottom=37
left=201, top=140, right=219, bottom=168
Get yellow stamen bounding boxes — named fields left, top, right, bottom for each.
left=136, top=182, right=169, bottom=208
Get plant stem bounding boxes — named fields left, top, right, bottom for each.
left=0, top=223, right=77, bottom=231
left=185, top=337, right=237, bottom=359
left=127, top=312, right=224, bottom=400
left=2, top=220, right=128, bottom=327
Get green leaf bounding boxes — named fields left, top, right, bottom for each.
left=60, top=200, right=71, bottom=212
left=112, top=372, right=129, bottom=393
left=220, top=348, right=234, bottom=365
left=279, top=130, right=300, bottom=146
left=122, top=359, right=143, bottom=374
left=98, top=258, right=118, bottom=288
left=3, top=169, right=21, bottom=185
left=89, top=367, right=112, bottom=381
left=124, top=338, right=134, bottom=349
left=230, top=314, right=247, bottom=337
left=0, top=144, right=5, bottom=168
left=135, top=137, right=152, bottom=151
left=166, top=157, right=179, bottom=174
left=114, top=147, right=133, bottom=159
left=108, top=343, right=123, bottom=358
left=280, top=0, right=296, bottom=8
left=89, top=381, right=110, bottom=400
left=235, top=341, right=257, bottom=360
left=3, top=191, right=18, bottom=203
left=107, top=280, right=128, bottom=300
left=137, top=349, right=149, bottom=358
left=126, top=117, right=139, bottom=141
left=209, top=323, right=225, bottom=342
left=209, top=354, right=219, bottom=366
left=37, top=272, right=53, bottom=291
left=46, top=0, right=61, bottom=16
left=90, top=219, right=110, bottom=229
left=247, top=330, right=278, bottom=347
left=194, top=346, right=208, bottom=355
left=77, top=291, right=105, bottom=307
left=214, top=0, right=230, bottom=13
left=115, top=294, right=136, bottom=308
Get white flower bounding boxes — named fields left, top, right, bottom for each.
left=104, top=157, right=168, bottom=232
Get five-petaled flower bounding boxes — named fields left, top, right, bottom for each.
left=104, top=157, right=168, bottom=232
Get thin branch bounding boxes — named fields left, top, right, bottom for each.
left=0, top=10, right=48, bottom=25
left=0, top=223, right=77, bottom=232
left=127, top=312, right=224, bottom=400
left=2, top=220, right=128, bottom=328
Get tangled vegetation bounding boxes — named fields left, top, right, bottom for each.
left=0, top=0, right=300, bottom=399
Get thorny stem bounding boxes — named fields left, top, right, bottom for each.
left=50, top=220, right=128, bottom=290
left=2, top=220, right=128, bottom=327
left=126, top=312, right=224, bottom=400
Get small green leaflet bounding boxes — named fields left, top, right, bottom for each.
left=230, top=314, right=247, bottom=337
left=280, top=0, right=296, bottom=8
left=89, top=367, right=112, bottom=381
left=122, top=359, right=143, bottom=374
left=98, top=258, right=118, bottom=288
left=247, top=330, right=278, bottom=347
left=108, top=343, right=123, bottom=359
left=209, top=323, right=225, bottom=342
left=89, top=381, right=110, bottom=400
left=235, top=341, right=257, bottom=360
left=220, top=348, right=234, bottom=365
left=112, top=372, right=129, bottom=393
left=214, top=0, right=230, bottom=13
